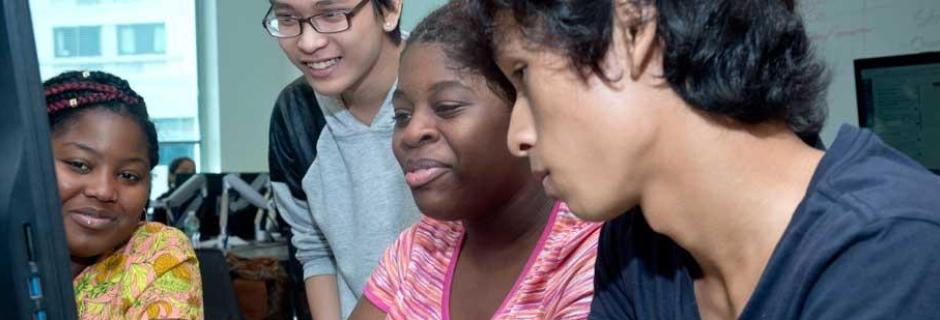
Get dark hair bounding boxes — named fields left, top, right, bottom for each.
left=406, top=0, right=515, bottom=102
left=43, top=70, right=160, bottom=170
left=168, top=157, right=195, bottom=174
left=471, top=0, right=828, bottom=137
left=373, top=0, right=402, bottom=45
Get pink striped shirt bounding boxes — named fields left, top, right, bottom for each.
left=364, top=201, right=601, bottom=319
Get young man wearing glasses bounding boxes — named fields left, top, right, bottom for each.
left=263, top=0, right=419, bottom=319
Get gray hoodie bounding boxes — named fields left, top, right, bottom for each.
left=273, top=82, right=419, bottom=318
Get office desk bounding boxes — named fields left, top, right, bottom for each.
left=228, top=240, right=289, bottom=261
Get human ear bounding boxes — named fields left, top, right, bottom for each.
left=612, top=0, right=657, bottom=80
left=382, top=0, right=403, bottom=32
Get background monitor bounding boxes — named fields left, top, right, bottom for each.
left=0, top=0, right=78, bottom=318
left=855, top=51, right=940, bottom=174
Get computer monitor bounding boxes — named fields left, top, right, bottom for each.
left=0, top=0, right=78, bottom=319
left=855, top=51, right=940, bottom=174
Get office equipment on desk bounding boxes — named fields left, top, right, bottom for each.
left=222, top=173, right=276, bottom=241
left=154, top=172, right=278, bottom=250
left=154, top=174, right=207, bottom=226
left=855, top=51, right=940, bottom=174
left=0, top=0, right=78, bottom=318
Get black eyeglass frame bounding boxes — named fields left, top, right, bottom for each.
left=262, top=0, right=371, bottom=38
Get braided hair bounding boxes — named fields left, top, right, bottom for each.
left=43, top=70, right=160, bottom=169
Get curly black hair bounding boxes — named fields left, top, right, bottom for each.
left=470, top=0, right=828, bottom=138
left=405, top=0, right=515, bottom=102
left=43, top=70, right=160, bottom=169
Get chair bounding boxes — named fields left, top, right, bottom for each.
left=196, top=248, right=243, bottom=320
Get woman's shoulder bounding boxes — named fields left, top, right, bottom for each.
left=369, top=216, right=462, bottom=290
left=123, top=222, right=198, bottom=267
left=412, top=215, right=462, bottom=233
left=393, top=216, right=463, bottom=256
left=535, top=202, right=602, bottom=268
left=551, top=202, right=603, bottom=245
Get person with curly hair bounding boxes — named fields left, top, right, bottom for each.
left=350, top=2, right=600, bottom=318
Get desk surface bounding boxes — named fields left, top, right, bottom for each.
left=227, top=240, right=290, bottom=261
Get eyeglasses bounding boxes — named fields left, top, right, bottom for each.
left=262, top=0, right=370, bottom=38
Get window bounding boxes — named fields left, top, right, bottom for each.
left=117, top=23, right=166, bottom=55
left=31, top=0, right=199, bottom=200
left=153, top=117, right=200, bottom=189
left=154, top=117, right=199, bottom=144
left=53, top=26, right=101, bottom=57
left=154, top=118, right=200, bottom=199
left=159, top=143, right=198, bottom=168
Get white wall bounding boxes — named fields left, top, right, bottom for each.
left=29, top=0, right=199, bottom=120
left=197, top=0, right=446, bottom=173
left=400, top=0, right=940, bottom=146
left=197, top=0, right=299, bottom=173
left=402, top=0, right=447, bottom=31
left=200, top=0, right=940, bottom=171
left=801, top=0, right=940, bottom=143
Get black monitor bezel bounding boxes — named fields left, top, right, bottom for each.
left=853, top=51, right=940, bottom=174
left=0, top=0, right=78, bottom=318
left=854, top=51, right=940, bottom=124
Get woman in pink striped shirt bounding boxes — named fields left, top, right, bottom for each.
left=349, top=2, right=600, bottom=319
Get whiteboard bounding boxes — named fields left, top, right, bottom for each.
left=801, top=0, right=940, bottom=143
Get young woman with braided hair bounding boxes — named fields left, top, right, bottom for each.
left=44, top=70, right=203, bottom=319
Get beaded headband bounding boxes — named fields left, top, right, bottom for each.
left=44, top=71, right=143, bottom=114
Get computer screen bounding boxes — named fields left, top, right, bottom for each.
left=0, top=0, right=78, bottom=318
left=855, top=51, right=940, bottom=173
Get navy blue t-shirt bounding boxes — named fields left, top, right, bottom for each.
left=590, top=125, right=940, bottom=319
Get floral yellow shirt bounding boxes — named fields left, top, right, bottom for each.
left=73, top=222, right=203, bottom=319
